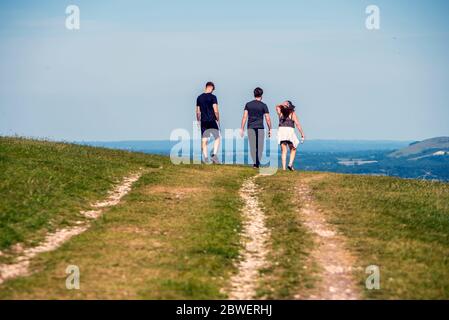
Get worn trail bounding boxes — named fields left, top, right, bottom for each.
left=295, top=177, right=360, bottom=300
left=227, top=176, right=270, bottom=300
left=0, top=171, right=143, bottom=285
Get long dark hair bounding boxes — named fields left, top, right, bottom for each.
left=280, top=101, right=295, bottom=118
left=280, top=107, right=293, bottom=118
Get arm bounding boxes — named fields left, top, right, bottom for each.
left=264, top=113, right=272, bottom=137
left=292, top=112, right=305, bottom=140
left=240, top=110, right=248, bottom=137
left=275, top=101, right=289, bottom=117
left=213, top=104, right=220, bottom=122
left=196, top=106, right=201, bottom=122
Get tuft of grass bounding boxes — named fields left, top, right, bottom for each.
left=255, top=172, right=315, bottom=299
left=309, top=173, right=449, bottom=299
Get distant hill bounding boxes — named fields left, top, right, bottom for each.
left=389, top=137, right=449, bottom=158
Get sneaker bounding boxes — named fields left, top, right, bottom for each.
left=202, top=157, right=210, bottom=164
left=287, top=165, right=295, bottom=171
left=253, top=164, right=260, bottom=169
left=210, top=154, right=220, bottom=164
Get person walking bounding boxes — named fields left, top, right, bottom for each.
left=196, top=82, right=221, bottom=164
left=276, top=100, right=305, bottom=171
left=240, top=87, right=272, bottom=168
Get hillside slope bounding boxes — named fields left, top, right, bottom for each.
left=1, top=137, right=448, bottom=299
left=389, top=137, right=449, bottom=158
left=0, top=137, right=164, bottom=251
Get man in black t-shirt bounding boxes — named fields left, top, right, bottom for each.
left=240, top=87, right=272, bottom=168
left=196, top=82, right=220, bottom=164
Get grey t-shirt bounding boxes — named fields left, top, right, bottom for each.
left=244, top=100, right=269, bottom=129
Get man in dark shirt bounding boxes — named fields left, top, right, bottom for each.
left=240, top=87, right=272, bottom=168
left=196, top=82, right=220, bottom=164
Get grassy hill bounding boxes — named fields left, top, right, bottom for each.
left=389, top=137, right=449, bottom=158
left=0, top=137, right=448, bottom=299
left=0, top=137, right=162, bottom=251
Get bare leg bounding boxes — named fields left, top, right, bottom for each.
left=213, top=136, right=221, bottom=156
left=201, top=138, right=209, bottom=161
left=289, top=145, right=297, bottom=167
left=281, top=143, right=287, bottom=170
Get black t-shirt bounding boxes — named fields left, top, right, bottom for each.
left=196, top=93, right=218, bottom=122
left=244, top=100, right=269, bottom=129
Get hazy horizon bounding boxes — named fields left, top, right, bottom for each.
left=1, top=0, right=448, bottom=141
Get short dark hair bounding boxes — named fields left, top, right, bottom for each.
left=254, top=87, right=263, bottom=98
left=205, top=82, right=215, bottom=90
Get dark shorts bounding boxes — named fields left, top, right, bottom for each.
left=201, top=121, right=220, bottom=139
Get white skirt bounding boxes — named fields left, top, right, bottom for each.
left=277, top=127, right=300, bottom=148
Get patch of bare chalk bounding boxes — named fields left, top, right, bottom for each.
left=0, top=171, right=143, bottom=285
left=226, top=175, right=271, bottom=300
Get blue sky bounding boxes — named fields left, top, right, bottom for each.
left=0, top=0, right=448, bottom=141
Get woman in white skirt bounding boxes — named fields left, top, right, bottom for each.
left=276, top=101, right=305, bottom=171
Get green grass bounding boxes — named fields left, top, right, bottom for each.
left=309, top=173, right=449, bottom=299
left=0, top=137, right=165, bottom=253
left=256, top=172, right=315, bottom=299
left=2, top=137, right=449, bottom=299
left=0, top=149, right=253, bottom=299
